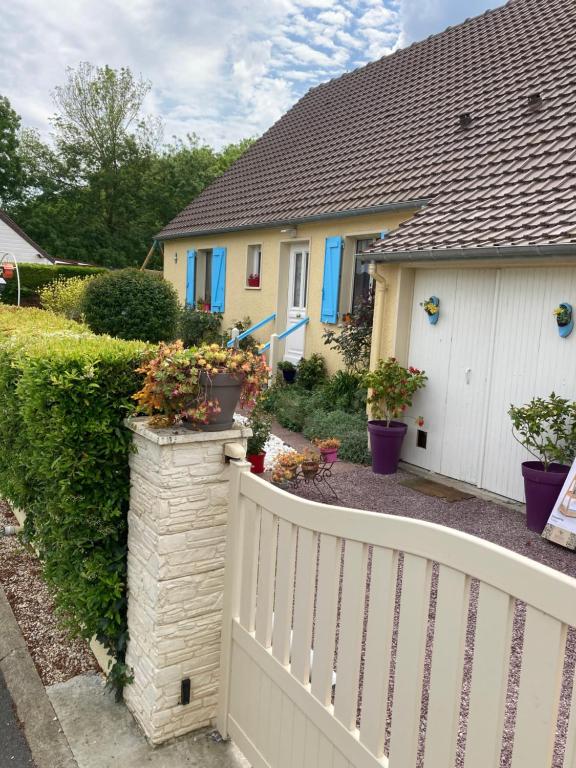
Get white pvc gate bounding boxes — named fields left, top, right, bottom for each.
left=217, top=461, right=576, bottom=768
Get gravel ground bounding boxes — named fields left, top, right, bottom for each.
left=0, top=500, right=99, bottom=686
left=286, top=466, right=576, bottom=767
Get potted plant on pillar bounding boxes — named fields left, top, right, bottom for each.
left=246, top=406, right=272, bottom=474
left=508, top=393, right=576, bottom=533
left=363, top=358, right=427, bottom=475
left=277, top=360, right=297, bottom=384
left=134, top=341, right=269, bottom=431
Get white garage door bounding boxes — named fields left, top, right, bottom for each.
left=403, top=267, right=576, bottom=501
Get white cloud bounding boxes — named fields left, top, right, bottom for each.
left=0, top=0, right=504, bottom=150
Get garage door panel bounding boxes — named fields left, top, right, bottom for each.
left=403, top=270, right=458, bottom=473
left=440, top=270, right=497, bottom=484
left=481, top=268, right=576, bottom=501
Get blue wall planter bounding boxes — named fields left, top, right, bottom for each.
left=556, top=302, right=574, bottom=338
left=425, top=296, right=440, bottom=325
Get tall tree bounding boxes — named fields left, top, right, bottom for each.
left=0, top=95, right=22, bottom=206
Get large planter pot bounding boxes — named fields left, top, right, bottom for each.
left=197, top=371, right=242, bottom=431
left=368, top=420, right=408, bottom=475
left=247, top=452, right=265, bottom=474
left=521, top=461, right=570, bottom=533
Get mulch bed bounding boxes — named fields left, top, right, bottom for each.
left=0, top=500, right=99, bottom=686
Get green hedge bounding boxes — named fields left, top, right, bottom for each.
left=1, top=264, right=107, bottom=306
left=0, top=306, right=147, bottom=693
left=303, top=409, right=371, bottom=464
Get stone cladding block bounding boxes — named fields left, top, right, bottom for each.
left=124, top=418, right=250, bottom=744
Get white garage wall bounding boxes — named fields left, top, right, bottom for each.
left=403, top=266, right=576, bottom=503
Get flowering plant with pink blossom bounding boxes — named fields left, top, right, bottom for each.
left=134, top=341, right=269, bottom=428
left=363, top=357, right=427, bottom=427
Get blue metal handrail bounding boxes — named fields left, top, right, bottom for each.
left=226, top=312, right=276, bottom=348
left=259, top=316, right=309, bottom=354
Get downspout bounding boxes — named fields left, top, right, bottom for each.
left=368, top=261, right=387, bottom=371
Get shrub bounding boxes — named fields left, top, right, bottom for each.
left=303, top=409, right=371, bottom=464
left=509, top=393, right=576, bottom=470
left=297, top=353, right=327, bottom=390
left=39, top=275, right=96, bottom=321
left=0, top=263, right=106, bottom=306
left=322, top=295, right=374, bottom=371
left=0, top=305, right=147, bottom=695
left=246, top=406, right=273, bottom=455
left=228, top=317, right=259, bottom=352
left=82, top=269, right=179, bottom=343
left=363, top=357, right=427, bottom=426
left=271, top=386, right=325, bottom=432
left=178, top=306, right=222, bottom=347
left=320, top=370, right=366, bottom=413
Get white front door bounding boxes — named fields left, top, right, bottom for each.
left=284, top=244, right=309, bottom=364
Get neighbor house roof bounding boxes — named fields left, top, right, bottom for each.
left=0, top=209, right=52, bottom=261
left=158, top=0, right=576, bottom=255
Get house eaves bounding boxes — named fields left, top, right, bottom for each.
left=156, top=199, right=430, bottom=241
left=358, top=243, right=576, bottom=264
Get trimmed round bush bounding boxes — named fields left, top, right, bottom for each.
left=82, top=269, right=179, bottom=343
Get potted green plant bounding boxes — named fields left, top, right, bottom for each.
left=362, top=358, right=427, bottom=474
left=246, top=406, right=272, bottom=474
left=313, top=437, right=341, bottom=463
left=278, top=360, right=297, bottom=384
left=134, top=341, right=269, bottom=431
left=508, top=393, right=576, bottom=532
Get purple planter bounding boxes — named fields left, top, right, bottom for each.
left=368, top=420, right=408, bottom=475
left=521, top=461, right=570, bottom=533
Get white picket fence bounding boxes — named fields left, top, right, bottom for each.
left=217, top=460, right=576, bottom=768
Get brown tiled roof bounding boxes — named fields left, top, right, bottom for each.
left=159, top=0, right=576, bottom=254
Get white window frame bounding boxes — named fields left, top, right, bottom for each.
left=246, top=244, right=262, bottom=289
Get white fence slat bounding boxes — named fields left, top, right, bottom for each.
left=255, top=509, right=277, bottom=648
left=304, top=721, right=320, bottom=768
left=359, top=547, right=398, bottom=757
left=334, top=540, right=368, bottom=730
left=279, top=692, right=295, bottom=768
left=239, top=499, right=261, bottom=632
left=291, top=707, right=306, bottom=768
left=388, top=554, right=432, bottom=767
left=424, top=566, right=470, bottom=766
left=511, top=607, right=566, bottom=768
left=272, top=519, right=297, bottom=665
left=311, top=534, right=341, bottom=706
left=332, top=751, right=348, bottom=768
left=319, top=733, right=334, bottom=767
left=257, top=672, right=272, bottom=762
left=291, top=528, right=317, bottom=685
left=268, top=683, right=282, bottom=767
left=564, top=665, right=576, bottom=768
left=464, top=583, right=513, bottom=768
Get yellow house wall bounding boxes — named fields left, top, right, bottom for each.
left=162, top=210, right=414, bottom=373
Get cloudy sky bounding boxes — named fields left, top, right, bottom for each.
left=1, top=0, right=504, bottom=148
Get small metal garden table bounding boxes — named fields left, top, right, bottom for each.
left=287, top=459, right=338, bottom=501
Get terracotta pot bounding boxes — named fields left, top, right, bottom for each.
left=196, top=371, right=243, bottom=431
left=247, top=452, right=265, bottom=474
left=521, top=461, right=570, bottom=533
left=368, top=420, right=408, bottom=475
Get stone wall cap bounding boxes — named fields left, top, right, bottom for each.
left=125, top=416, right=252, bottom=445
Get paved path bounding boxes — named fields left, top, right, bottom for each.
left=0, top=669, right=36, bottom=767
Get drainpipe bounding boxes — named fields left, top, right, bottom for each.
left=368, top=261, right=388, bottom=371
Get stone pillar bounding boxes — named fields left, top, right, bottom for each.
left=123, top=417, right=251, bottom=744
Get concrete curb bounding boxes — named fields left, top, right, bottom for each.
left=0, top=584, right=78, bottom=768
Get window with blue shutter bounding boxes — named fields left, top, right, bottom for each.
left=186, top=249, right=196, bottom=306
left=320, top=236, right=343, bottom=323
left=211, top=247, right=227, bottom=313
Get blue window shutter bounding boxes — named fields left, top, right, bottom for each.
left=186, top=249, right=196, bottom=306
left=211, top=247, right=227, bottom=312
left=321, top=236, right=343, bottom=323
left=380, top=230, right=389, bottom=240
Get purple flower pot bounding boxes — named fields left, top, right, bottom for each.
left=368, top=420, right=408, bottom=475
left=320, top=448, right=338, bottom=463
left=521, top=461, right=570, bottom=533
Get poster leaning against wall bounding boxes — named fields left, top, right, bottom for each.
left=542, top=457, right=576, bottom=550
